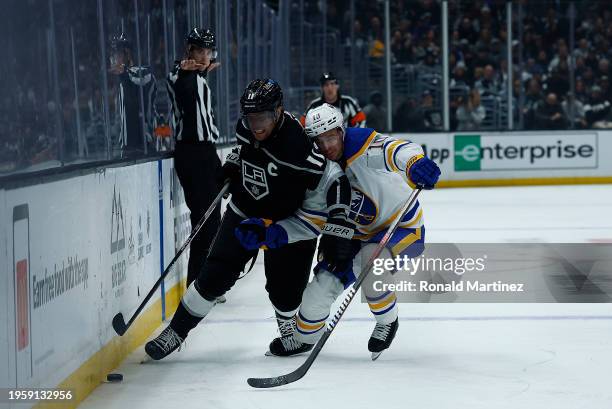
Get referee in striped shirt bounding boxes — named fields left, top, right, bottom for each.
left=300, top=72, right=367, bottom=128
left=167, top=28, right=222, bottom=286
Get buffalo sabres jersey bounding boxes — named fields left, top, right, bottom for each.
left=340, top=127, right=424, bottom=242
left=276, top=127, right=425, bottom=250
left=275, top=159, right=345, bottom=243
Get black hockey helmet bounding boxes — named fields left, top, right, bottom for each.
left=319, top=72, right=338, bottom=85
left=240, top=79, right=283, bottom=114
left=187, top=28, right=216, bottom=50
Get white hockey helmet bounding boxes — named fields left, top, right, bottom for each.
left=304, top=103, right=344, bottom=139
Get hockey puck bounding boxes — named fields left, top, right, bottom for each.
left=106, top=373, right=123, bottom=382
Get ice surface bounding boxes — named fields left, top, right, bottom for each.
left=80, top=185, right=612, bottom=409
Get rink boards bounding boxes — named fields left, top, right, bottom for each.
left=0, top=158, right=191, bottom=408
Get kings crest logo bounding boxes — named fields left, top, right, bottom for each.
left=242, top=160, right=269, bottom=200
left=349, top=188, right=377, bottom=226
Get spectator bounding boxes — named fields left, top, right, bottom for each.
left=456, top=17, right=478, bottom=43
left=369, top=16, right=383, bottom=41
left=475, top=27, right=493, bottom=51
left=474, top=45, right=494, bottom=68
left=347, top=19, right=367, bottom=49
left=536, top=50, right=549, bottom=73
left=575, top=77, right=588, bottom=102
left=582, top=66, right=596, bottom=87
left=534, top=93, right=567, bottom=129
left=450, top=61, right=470, bottom=87
left=575, top=56, right=589, bottom=80
left=456, top=88, right=486, bottom=130
left=548, top=40, right=570, bottom=72
left=475, top=65, right=500, bottom=96
left=545, top=60, right=570, bottom=97
left=562, top=93, right=588, bottom=129
left=472, top=66, right=485, bottom=86
left=393, top=97, right=422, bottom=132
left=399, top=32, right=418, bottom=64
left=369, top=39, right=385, bottom=59
left=363, top=91, right=387, bottom=132
left=573, top=38, right=590, bottom=60
left=391, top=30, right=405, bottom=63
left=584, top=85, right=612, bottom=128
left=419, top=46, right=439, bottom=67
left=597, top=58, right=610, bottom=79
left=420, top=89, right=443, bottom=131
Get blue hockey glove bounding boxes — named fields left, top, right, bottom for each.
left=407, top=156, right=441, bottom=190
left=234, top=218, right=288, bottom=250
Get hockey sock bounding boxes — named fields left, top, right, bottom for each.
left=170, top=281, right=216, bottom=339
left=366, top=291, right=398, bottom=325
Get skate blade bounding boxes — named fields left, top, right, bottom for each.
left=265, top=350, right=274, bottom=357
left=371, top=351, right=383, bottom=361
left=140, top=354, right=153, bottom=364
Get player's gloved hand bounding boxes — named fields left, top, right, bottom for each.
left=234, top=218, right=288, bottom=251
left=318, top=216, right=356, bottom=273
left=407, top=156, right=441, bottom=190
left=218, top=148, right=241, bottom=197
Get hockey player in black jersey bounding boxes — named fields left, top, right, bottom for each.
left=145, top=79, right=353, bottom=360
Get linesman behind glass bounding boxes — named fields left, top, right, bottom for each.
left=166, top=28, right=222, bottom=286
left=109, top=33, right=159, bottom=158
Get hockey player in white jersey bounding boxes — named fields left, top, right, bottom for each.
left=271, top=103, right=441, bottom=360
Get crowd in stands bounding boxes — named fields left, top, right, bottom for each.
left=0, top=0, right=173, bottom=173
left=328, top=0, right=612, bottom=132
left=5, top=0, right=612, bottom=175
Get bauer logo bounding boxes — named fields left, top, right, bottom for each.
left=454, top=134, right=597, bottom=171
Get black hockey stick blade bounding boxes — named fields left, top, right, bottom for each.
left=247, top=326, right=331, bottom=388
left=247, top=374, right=294, bottom=389
left=247, top=347, right=315, bottom=388
left=112, top=313, right=127, bottom=336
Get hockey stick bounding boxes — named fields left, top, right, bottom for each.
left=247, top=187, right=422, bottom=388
left=112, top=181, right=229, bottom=336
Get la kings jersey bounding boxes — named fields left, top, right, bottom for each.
left=230, top=111, right=328, bottom=222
